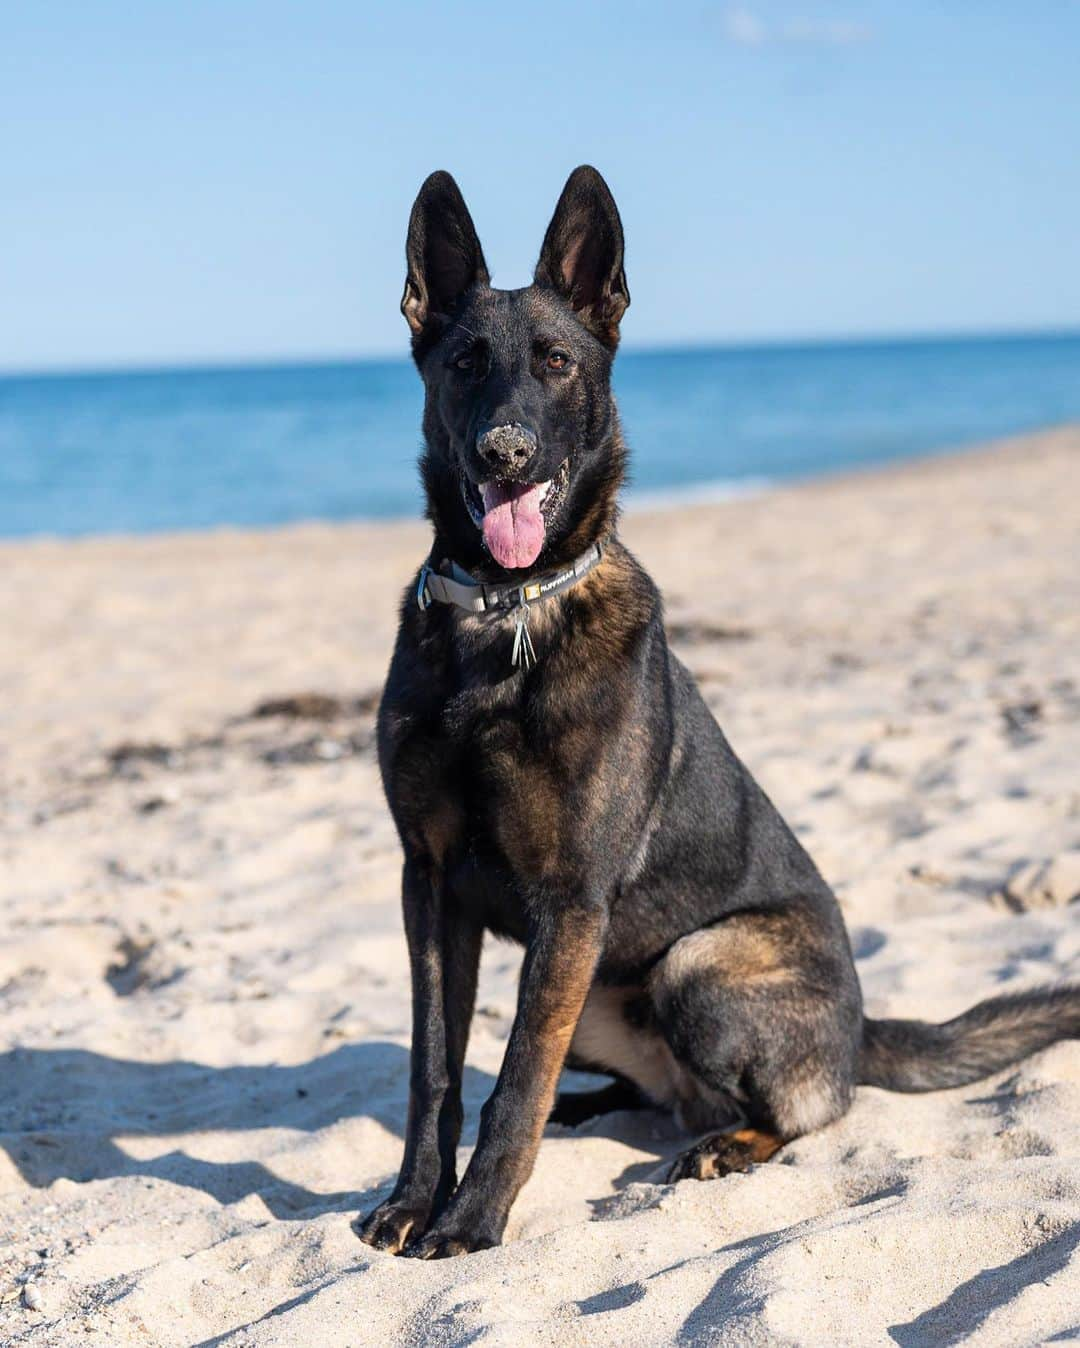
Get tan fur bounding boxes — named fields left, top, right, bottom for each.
left=569, top=983, right=742, bottom=1133
left=570, top=984, right=684, bottom=1108
left=514, top=918, right=606, bottom=1165
left=656, top=918, right=796, bottom=990
left=729, top=1128, right=783, bottom=1163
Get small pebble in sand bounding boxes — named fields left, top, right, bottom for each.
left=23, top=1282, right=44, bottom=1311
left=138, top=784, right=181, bottom=813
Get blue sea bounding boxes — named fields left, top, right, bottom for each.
left=1, top=333, right=1078, bottom=539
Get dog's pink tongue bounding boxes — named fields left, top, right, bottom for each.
left=480, top=481, right=546, bottom=569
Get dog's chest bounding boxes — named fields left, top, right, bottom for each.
left=449, top=696, right=569, bottom=874
left=388, top=677, right=591, bottom=899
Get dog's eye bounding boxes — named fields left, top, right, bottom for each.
left=547, top=350, right=570, bottom=371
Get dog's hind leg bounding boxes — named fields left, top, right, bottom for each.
left=550, top=1076, right=647, bottom=1126
left=650, top=908, right=862, bottom=1182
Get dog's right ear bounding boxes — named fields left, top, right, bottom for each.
left=402, top=172, right=489, bottom=339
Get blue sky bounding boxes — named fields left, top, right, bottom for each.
left=3, top=1, right=1079, bottom=372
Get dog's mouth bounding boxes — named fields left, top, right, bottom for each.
left=461, top=459, right=570, bottom=570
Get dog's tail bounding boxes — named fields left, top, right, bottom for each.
left=858, top=985, right=1080, bottom=1091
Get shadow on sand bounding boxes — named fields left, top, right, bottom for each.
left=0, top=1042, right=496, bottom=1219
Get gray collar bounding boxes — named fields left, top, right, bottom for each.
left=416, top=539, right=604, bottom=615
left=416, top=539, right=605, bottom=669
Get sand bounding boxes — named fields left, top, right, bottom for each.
left=1, top=426, right=1078, bottom=1346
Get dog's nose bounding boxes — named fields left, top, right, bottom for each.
left=476, top=422, right=537, bottom=471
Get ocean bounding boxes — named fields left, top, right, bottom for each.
left=1, top=333, right=1078, bottom=539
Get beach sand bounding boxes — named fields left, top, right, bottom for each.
left=1, top=427, right=1078, bottom=1346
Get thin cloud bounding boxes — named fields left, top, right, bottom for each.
left=724, top=9, right=873, bottom=46
left=725, top=8, right=768, bottom=44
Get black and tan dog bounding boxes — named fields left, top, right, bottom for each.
left=359, top=166, right=1080, bottom=1259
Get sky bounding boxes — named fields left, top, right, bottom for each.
left=3, top=1, right=1079, bottom=372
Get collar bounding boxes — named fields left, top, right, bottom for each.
left=415, top=539, right=605, bottom=670
left=416, top=539, right=604, bottom=616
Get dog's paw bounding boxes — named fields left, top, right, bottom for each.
left=666, top=1129, right=782, bottom=1183
left=355, top=1200, right=432, bottom=1255
left=403, top=1223, right=499, bottom=1260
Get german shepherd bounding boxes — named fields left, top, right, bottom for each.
left=358, top=166, right=1080, bottom=1258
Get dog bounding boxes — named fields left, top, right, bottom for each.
left=358, top=166, right=1080, bottom=1259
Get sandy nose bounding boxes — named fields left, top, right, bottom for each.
left=476, top=422, right=537, bottom=469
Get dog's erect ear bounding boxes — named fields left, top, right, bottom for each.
left=402, top=171, right=489, bottom=337
left=534, top=166, right=629, bottom=348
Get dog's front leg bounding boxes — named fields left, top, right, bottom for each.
left=406, top=898, right=606, bottom=1258
left=357, top=853, right=482, bottom=1254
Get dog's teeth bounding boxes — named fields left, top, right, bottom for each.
left=538, top=480, right=552, bottom=503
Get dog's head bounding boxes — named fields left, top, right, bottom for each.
left=402, top=166, right=629, bottom=574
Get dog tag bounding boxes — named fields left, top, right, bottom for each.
left=511, top=607, right=537, bottom=671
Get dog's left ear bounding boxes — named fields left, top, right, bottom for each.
left=534, top=166, right=629, bottom=348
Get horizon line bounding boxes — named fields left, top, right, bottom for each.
left=2, top=321, right=1079, bottom=383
